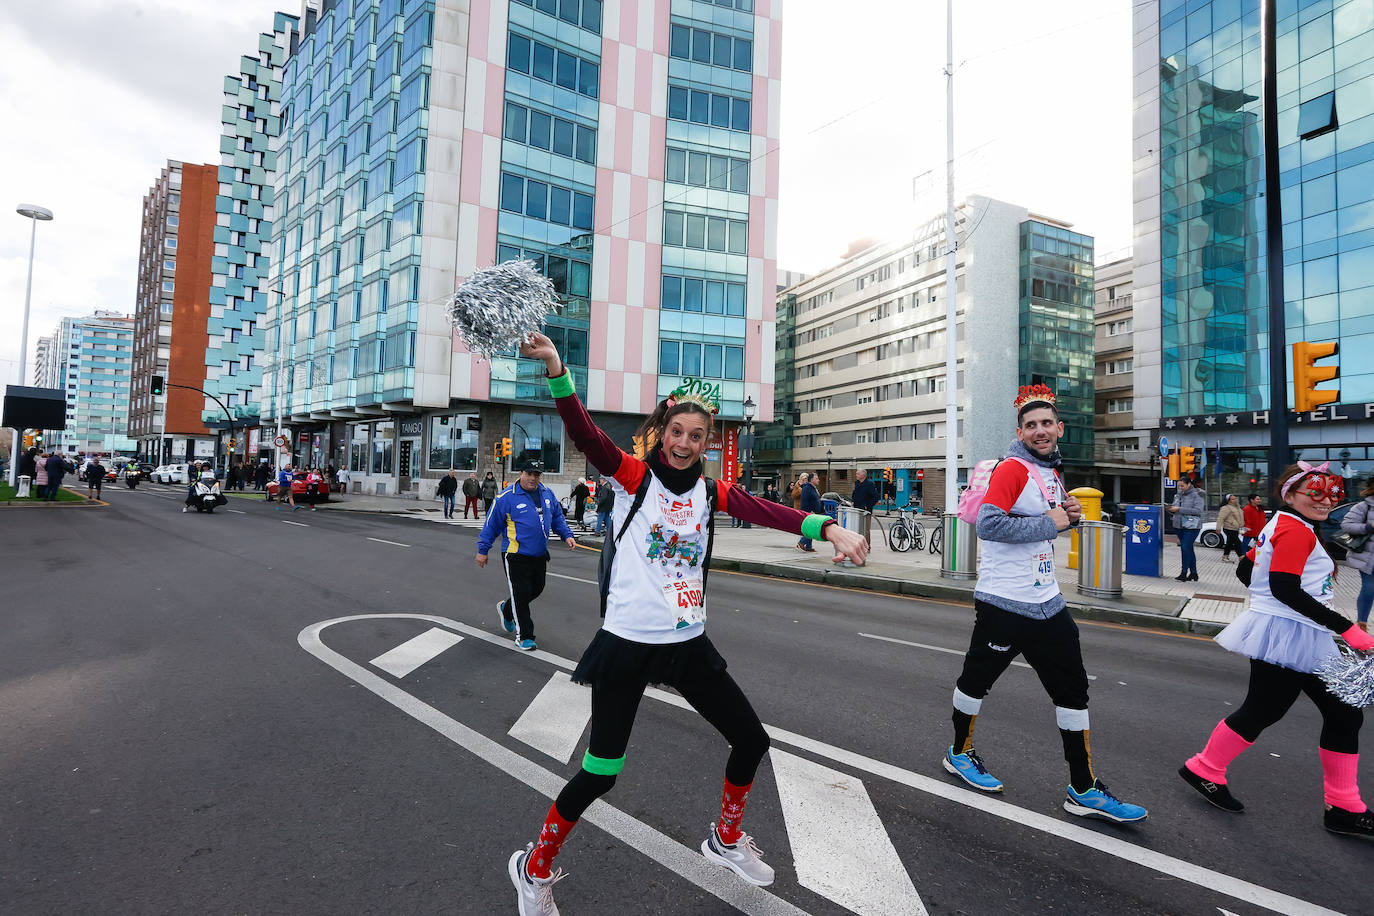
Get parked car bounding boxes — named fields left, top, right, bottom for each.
left=1195, top=501, right=1356, bottom=557
left=161, top=464, right=188, bottom=485
left=266, top=470, right=331, bottom=504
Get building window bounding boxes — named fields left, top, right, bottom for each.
left=510, top=411, right=564, bottom=474
left=1106, top=317, right=1133, bottom=336
left=668, top=25, right=752, bottom=72
left=667, top=85, right=752, bottom=132
left=1297, top=91, right=1338, bottom=140
left=428, top=414, right=479, bottom=470
left=1107, top=398, right=1133, bottom=414
left=507, top=32, right=600, bottom=98
left=1105, top=358, right=1133, bottom=375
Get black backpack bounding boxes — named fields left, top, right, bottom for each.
left=597, top=473, right=722, bottom=618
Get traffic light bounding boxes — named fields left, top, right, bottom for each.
left=737, top=461, right=744, bottom=479
left=1179, top=446, right=1196, bottom=475
left=1293, top=341, right=1340, bottom=413
left=500, top=437, right=513, bottom=458
left=1166, top=452, right=1180, bottom=481
left=493, top=442, right=503, bottom=462
left=34, top=432, right=43, bottom=445
left=150, top=374, right=165, bottom=396
left=22, top=433, right=33, bottom=448
left=228, top=437, right=236, bottom=453
left=883, top=467, right=894, bottom=483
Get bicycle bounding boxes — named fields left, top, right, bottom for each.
left=886, top=506, right=926, bottom=553
left=928, top=523, right=943, bottom=555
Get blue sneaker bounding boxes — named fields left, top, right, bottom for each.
left=496, top=600, right=516, bottom=634
left=943, top=746, right=1003, bottom=793
left=1064, top=780, right=1148, bottom=823
left=517, top=638, right=537, bottom=651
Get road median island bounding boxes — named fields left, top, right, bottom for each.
left=0, top=484, right=102, bottom=507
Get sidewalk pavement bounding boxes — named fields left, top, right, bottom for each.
left=322, top=497, right=1365, bottom=636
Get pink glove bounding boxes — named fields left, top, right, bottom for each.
left=1341, top=625, right=1374, bottom=652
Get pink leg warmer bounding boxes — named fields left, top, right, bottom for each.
left=1319, top=749, right=1366, bottom=812
left=1186, top=720, right=1253, bottom=784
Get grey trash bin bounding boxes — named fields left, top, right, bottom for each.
left=16, top=475, right=32, bottom=499
left=835, top=506, right=870, bottom=566
left=1077, top=519, right=1125, bottom=599
left=940, top=513, right=978, bottom=580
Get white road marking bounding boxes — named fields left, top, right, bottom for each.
left=859, top=632, right=1097, bottom=680
left=299, top=615, right=808, bottom=916
left=282, top=520, right=310, bottom=527
left=369, top=627, right=464, bottom=678
left=367, top=537, right=411, bottom=548
left=508, top=671, right=591, bottom=764
left=417, top=616, right=1336, bottom=916
left=228, top=509, right=247, bottom=514
left=771, top=748, right=926, bottom=916
left=547, top=571, right=598, bottom=586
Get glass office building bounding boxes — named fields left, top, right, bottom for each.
left=1133, top=0, right=1374, bottom=493
left=48, top=312, right=137, bottom=456
left=264, top=0, right=782, bottom=495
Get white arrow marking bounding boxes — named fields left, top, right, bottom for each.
left=509, top=671, right=591, bottom=763
left=369, top=627, right=463, bottom=678
left=771, top=748, right=926, bottom=916
left=300, top=615, right=808, bottom=916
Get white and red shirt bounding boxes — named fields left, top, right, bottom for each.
left=975, top=457, right=1066, bottom=609
left=1247, top=510, right=1335, bottom=627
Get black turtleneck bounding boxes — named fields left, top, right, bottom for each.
left=647, top=447, right=702, bottom=495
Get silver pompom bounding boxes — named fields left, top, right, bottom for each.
left=445, top=260, right=557, bottom=361
left=1316, top=645, right=1374, bottom=708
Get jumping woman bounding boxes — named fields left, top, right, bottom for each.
left=1179, top=461, right=1374, bottom=838
left=507, top=332, right=869, bottom=915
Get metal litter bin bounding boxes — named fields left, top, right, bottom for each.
left=1077, top=519, right=1124, bottom=599
left=940, top=513, right=978, bottom=581
left=835, top=506, right=870, bottom=566
left=821, top=498, right=839, bottom=520
left=16, top=475, right=32, bottom=499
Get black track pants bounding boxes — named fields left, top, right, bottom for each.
left=501, top=552, right=548, bottom=641
left=955, top=600, right=1090, bottom=710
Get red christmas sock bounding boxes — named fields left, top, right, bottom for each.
left=716, top=779, right=752, bottom=846
left=528, top=802, right=577, bottom=879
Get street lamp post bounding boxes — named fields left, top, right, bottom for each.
left=9, top=204, right=54, bottom=487
left=741, top=396, right=755, bottom=529
left=825, top=448, right=833, bottom=493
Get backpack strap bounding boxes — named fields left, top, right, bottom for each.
left=1007, top=456, right=1060, bottom=508
left=700, top=476, right=720, bottom=600
left=598, top=472, right=654, bottom=618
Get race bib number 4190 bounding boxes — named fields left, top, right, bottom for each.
left=665, top=578, right=705, bottom=628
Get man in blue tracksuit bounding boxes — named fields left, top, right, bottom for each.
left=476, top=459, right=576, bottom=650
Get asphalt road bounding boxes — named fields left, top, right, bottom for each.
left=2, top=483, right=1366, bottom=916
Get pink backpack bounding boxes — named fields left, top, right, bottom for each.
left=956, top=457, right=1057, bottom=526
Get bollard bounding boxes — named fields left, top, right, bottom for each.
left=1066, top=486, right=1104, bottom=570
left=940, top=512, right=978, bottom=580
left=1076, top=519, right=1125, bottom=599
left=835, top=506, right=870, bottom=567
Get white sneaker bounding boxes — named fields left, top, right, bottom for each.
left=701, top=823, right=774, bottom=886
left=509, top=844, right=564, bottom=915
left=181, top=507, right=188, bottom=513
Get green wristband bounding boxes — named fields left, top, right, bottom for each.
left=546, top=370, right=575, bottom=399
left=582, top=750, right=626, bottom=775
left=801, top=513, right=831, bottom=541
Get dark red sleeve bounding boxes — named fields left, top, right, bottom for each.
left=720, top=482, right=818, bottom=536
left=983, top=460, right=1030, bottom=512
left=551, top=384, right=646, bottom=490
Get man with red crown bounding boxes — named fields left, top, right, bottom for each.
left=939, top=384, right=1150, bottom=823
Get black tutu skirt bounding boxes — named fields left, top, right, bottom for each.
left=571, top=629, right=727, bottom=689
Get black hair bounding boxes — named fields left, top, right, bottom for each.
left=1017, top=401, right=1059, bottom=424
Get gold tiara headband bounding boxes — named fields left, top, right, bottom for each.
left=666, top=382, right=720, bottom=415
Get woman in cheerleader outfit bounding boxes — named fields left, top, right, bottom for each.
left=1178, top=462, right=1374, bottom=839
left=507, top=332, right=869, bottom=915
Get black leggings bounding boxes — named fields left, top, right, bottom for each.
left=1223, top=530, right=1244, bottom=558
left=553, top=666, right=770, bottom=822
left=956, top=601, right=1090, bottom=710
left=1226, top=658, right=1363, bottom=753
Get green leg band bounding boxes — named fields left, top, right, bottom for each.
left=582, top=750, right=626, bottom=776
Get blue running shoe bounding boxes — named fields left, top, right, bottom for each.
left=1064, top=780, right=1148, bottom=823
left=517, top=638, right=537, bottom=651
left=943, top=746, right=1003, bottom=793
left=496, top=600, right=516, bottom=634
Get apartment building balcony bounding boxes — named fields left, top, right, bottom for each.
left=1093, top=443, right=1153, bottom=466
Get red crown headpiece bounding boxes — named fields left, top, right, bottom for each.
left=1014, top=384, right=1056, bottom=411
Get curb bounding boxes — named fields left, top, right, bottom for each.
left=575, top=534, right=1221, bottom=637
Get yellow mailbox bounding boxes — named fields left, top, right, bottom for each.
left=1066, top=487, right=1104, bottom=570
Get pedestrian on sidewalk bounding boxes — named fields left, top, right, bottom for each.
left=503, top=332, right=868, bottom=914
left=227, top=463, right=239, bottom=492
left=335, top=465, right=349, bottom=497
left=256, top=461, right=270, bottom=491
left=1217, top=494, right=1245, bottom=562
left=1179, top=462, right=1374, bottom=839
left=462, top=472, right=482, bottom=519
left=593, top=476, right=614, bottom=535
left=941, top=384, right=1148, bottom=824
left=1242, top=493, right=1267, bottom=552
left=437, top=470, right=458, bottom=518
left=1341, top=479, right=1374, bottom=632
left=44, top=452, right=68, bottom=502
left=1168, top=476, right=1205, bottom=581
left=571, top=476, right=591, bottom=528
left=796, top=473, right=821, bottom=551
left=86, top=458, right=106, bottom=501
left=18, top=447, right=38, bottom=496
left=480, top=470, right=497, bottom=517
left=305, top=467, right=323, bottom=510
left=476, top=457, right=575, bottom=651
left=851, top=468, right=879, bottom=545
left=33, top=451, right=50, bottom=500
left=790, top=473, right=803, bottom=510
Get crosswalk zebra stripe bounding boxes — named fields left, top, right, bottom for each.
left=369, top=627, right=463, bottom=678
left=770, top=749, right=927, bottom=916
left=509, top=671, right=591, bottom=763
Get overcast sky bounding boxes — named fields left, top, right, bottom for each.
left=0, top=0, right=1132, bottom=390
